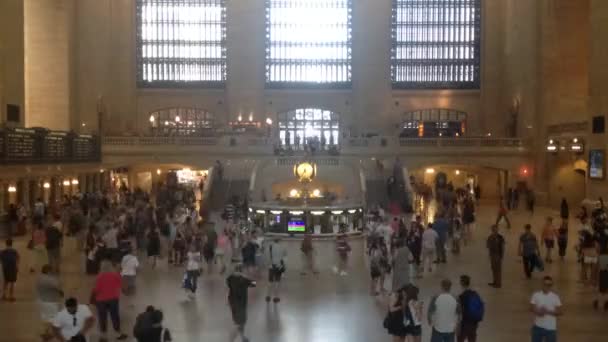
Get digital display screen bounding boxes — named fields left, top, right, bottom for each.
left=589, top=149, right=605, bottom=180
left=287, top=219, right=306, bottom=232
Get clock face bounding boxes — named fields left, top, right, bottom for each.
left=296, top=162, right=315, bottom=181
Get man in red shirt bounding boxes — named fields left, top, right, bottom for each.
left=92, top=261, right=127, bottom=341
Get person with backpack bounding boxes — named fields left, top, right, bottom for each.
left=133, top=306, right=155, bottom=341
left=134, top=307, right=171, bottom=342
left=427, top=279, right=460, bottom=342
left=458, top=275, right=484, bottom=342
left=265, top=238, right=287, bottom=302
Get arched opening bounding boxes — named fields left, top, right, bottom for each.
left=148, top=108, right=215, bottom=136
left=400, top=108, right=467, bottom=137
left=278, top=108, right=340, bottom=147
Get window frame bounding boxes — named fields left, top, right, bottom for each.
left=264, top=0, right=353, bottom=89
left=148, top=107, right=215, bottom=136
left=278, top=108, right=341, bottom=145
left=391, top=0, right=482, bottom=90
left=135, top=0, right=227, bottom=88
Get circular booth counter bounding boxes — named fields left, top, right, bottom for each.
left=249, top=200, right=364, bottom=238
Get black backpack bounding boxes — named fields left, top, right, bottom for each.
left=133, top=310, right=154, bottom=339
left=45, top=228, right=62, bottom=249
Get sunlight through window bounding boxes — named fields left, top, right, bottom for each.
left=266, top=0, right=352, bottom=86
left=278, top=108, right=340, bottom=146
left=137, top=0, right=226, bottom=87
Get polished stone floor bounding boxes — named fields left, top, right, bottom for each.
left=2, top=204, right=608, bottom=342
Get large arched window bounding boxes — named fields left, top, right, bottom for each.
left=278, top=108, right=340, bottom=146
left=148, top=108, right=215, bottom=136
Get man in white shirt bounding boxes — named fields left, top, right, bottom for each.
left=120, top=248, right=139, bottom=296
left=428, top=279, right=460, bottom=342
left=530, top=276, right=562, bottom=342
left=422, top=226, right=439, bottom=273
left=52, top=297, right=95, bottom=342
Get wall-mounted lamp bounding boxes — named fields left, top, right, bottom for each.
left=546, top=139, right=558, bottom=153
left=63, top=180, right=70, bottom=186
left=569, top=137, right=584, bottom=153
left=71, top=179, right=79, bottom=185
left=43, top=182, right=51, bottom=189
left=8, top=186, right=17, bottom=193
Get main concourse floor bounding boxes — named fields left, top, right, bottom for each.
left=1, top=204, right=607, bottom=342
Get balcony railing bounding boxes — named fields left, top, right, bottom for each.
left=399, top=137, right=526, bottom=148
left=102, top=135, right=528, bottom=153
left=1, top=128, right=101, bottom=164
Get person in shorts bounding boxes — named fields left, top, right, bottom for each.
left=541, top=217, right=556, bottom=263
left=0, top=239, right=19, bottom=301
left=227, top=264, right=256, bottom=342
left=265, top=238, right=286, bottom=303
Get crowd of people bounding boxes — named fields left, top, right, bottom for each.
left=1, top=181, right=608, bottom=341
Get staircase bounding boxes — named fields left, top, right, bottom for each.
left=363, top=158, right=413, bottom=213
left=365, top=179, right=390, bottom=209
left=208, top=179, right=250, bottom=211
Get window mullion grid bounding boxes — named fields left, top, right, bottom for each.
left=136, top=0, right=226, bottom=87
left=392, top=0, right=480, bottom=89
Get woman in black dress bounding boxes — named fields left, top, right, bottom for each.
left=147, top=228, right=161, bottom=268
left=384, top=288, right=407, bottom=341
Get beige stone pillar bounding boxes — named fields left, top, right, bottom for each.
left=587, top=0, right=608, bottom=199
left=24, top=0, right=75, bottom=130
